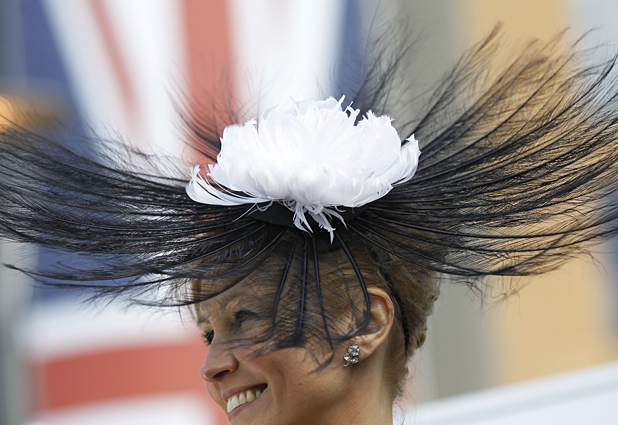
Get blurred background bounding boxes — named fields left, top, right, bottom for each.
left=1, top=1, right=618, bottom=424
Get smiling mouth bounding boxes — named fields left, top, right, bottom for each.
left=226, top=384, right=267, bottom=414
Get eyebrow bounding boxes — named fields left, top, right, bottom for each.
left=194, top=295, right=245, bottom=326
left=194, top=283, right=267, bottom=323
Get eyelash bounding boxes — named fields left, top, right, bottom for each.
left=202, top=330, right=214, bottom=345
left=201, top=311, right=257, bottom=345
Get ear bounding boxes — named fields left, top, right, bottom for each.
left=356, top=287, right=395, bottom=361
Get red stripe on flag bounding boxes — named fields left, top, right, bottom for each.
left=182, top=0, right=233, bottom=100
left=182, top=0, right=236, bottom=165
left=33, top=340, right=210, bottom=410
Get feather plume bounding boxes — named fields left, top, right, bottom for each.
left=2, top=29, right=618, bottom=356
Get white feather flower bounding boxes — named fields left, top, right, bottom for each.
left=186, top=96, right=420, bottom=239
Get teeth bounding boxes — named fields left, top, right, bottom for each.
left=227, top=394, right=239, bottom=413
left=226, top=387, right=264, bottom=414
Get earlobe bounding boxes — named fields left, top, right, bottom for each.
left=356, top=287, right=395, bottom=361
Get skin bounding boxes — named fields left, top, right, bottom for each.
left=196, top=287, right=396, bottom=425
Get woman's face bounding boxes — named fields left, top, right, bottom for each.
left=196, top=290, right=352, bottom=425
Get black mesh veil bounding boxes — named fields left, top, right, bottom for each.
left=2, top=30, right=618, bottom=356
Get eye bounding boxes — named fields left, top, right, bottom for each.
left=202, top=330, right=214, bottom=345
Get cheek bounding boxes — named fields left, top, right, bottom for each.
left=259, top=350, right=350, bottom=409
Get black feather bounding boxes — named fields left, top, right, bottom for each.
left=2, top=28, right=618, bottom=357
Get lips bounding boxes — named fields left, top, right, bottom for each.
left=226, top=384, right=267, bottom=414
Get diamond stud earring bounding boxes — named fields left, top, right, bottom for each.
left=343, top=341, right=360, bottom=366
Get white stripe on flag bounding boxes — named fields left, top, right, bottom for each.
left=22, top=299, right=196, bottom=362
left=27, top=393, right=219, bottom=425
left=228, top=0, right=346, bottom=111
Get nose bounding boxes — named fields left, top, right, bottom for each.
left=200, top=341, right=239, bottom=382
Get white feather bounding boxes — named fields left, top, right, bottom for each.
left=186, top=96, right=421, bottom=238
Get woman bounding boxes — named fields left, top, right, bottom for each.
left=2, top=29, right=618, bottom=424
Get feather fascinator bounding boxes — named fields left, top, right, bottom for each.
left=2, top=29, right=618, bottom=355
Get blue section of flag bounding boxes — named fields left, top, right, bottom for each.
left=334, top=0, right=365, bottom=102
left=22, top=0, right=68, bottom=84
